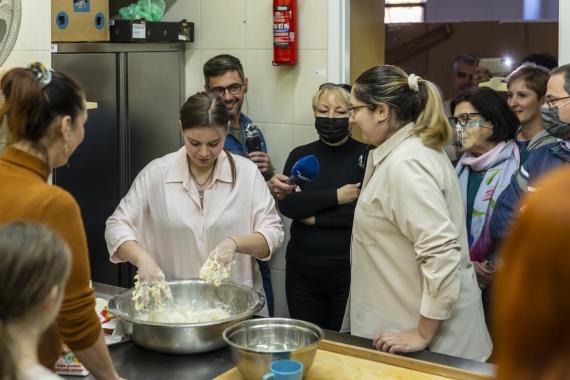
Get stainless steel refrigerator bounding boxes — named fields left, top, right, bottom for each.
left=52, top=43, right=185, bottom=287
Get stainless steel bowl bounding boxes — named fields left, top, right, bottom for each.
left=223, top=318, right=324, bottom=380
left=107, top=279, right=264, bottom=354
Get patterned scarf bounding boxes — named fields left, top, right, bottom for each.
left=456, top=141, right=520, bottom=262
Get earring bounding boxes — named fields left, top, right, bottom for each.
left=64, top=143, right=70, bottom=155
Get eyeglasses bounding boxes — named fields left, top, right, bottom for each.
left=450, top=112, right=482, bottom=127
left=545, top=95, right=570, bottom=110
left=347, top=104, right=374, bottom=116
left=210, top=83, right=244, bottom=97
left=319, top=82, right=352, bottom=92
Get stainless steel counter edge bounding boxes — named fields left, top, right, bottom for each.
left=53, top=42, right=186, bottom=53
left=87, top=282, right=495, bottom=380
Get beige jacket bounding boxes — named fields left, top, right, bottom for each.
left=346, top=123, right=492, bottom=361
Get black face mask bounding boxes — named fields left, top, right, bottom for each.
left=315, top=117, right=350, bottom=144
left=541, top=107, right=570, bottom=139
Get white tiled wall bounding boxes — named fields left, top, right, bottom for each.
left=0, top=0, right=52, bottom=152
left=1, top=0, right=52, bottom=70
left=164, top=0, right=330, bottom=317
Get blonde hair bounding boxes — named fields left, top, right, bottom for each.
left=311, top=85, right=350, bottom=112
left=353, top=65, right=451, bottom=150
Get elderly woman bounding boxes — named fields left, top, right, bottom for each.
left=278, top=83, right=366, bottom=331
left=451, top=87, right=519, bottom=290
left=507, top=64, right=557, bottom=163
left=345, top=65, right=491, bottom=361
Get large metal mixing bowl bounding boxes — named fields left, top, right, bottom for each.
left=107, top=279, right=264, bottom=354
left=223, top=318, right=324, bottom=380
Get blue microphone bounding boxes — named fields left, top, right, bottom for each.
left=287, top=155, right=320, bottom=184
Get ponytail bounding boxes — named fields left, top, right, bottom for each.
left=353, top=64, right=451, bottom=150
left=413, top=80, right=451, bottom=150
left=0, top=68, right=46, bottom=144
left=0, top=63, right=84, bottom=146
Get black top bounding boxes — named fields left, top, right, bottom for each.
left=278, top=137, right=366, bottom=266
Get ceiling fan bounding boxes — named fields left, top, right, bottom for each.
left=0, top=0, right=22, bottom=67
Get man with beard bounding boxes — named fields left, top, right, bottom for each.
left=203, top=54, right=295, bottom=316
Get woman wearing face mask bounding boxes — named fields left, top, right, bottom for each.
left=451, top=88, right=519, bottom=290
left=451, top=88, right=519, bottom=326
left=507, top=64, right=557, bottom=164
left=277, top=83, right=366, bottom=331
left=491, top=64, right=570, bottom=246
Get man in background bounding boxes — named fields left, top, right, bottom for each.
left=445, top=53, right=479, bottom=116
left=203, top=54, right=295, bottom=316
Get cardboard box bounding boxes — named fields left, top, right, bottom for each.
left=52, top=0, right=110, bottom=42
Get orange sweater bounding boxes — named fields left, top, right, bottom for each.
left=0, top=146, right=101, bottom=367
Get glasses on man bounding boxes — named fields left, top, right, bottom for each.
left=545, top=95, right=570, bottom=110
left=450, top=112, right=482, bottom=127
left=210, top=83, right=244, bottom=97
left=319, top=82, right=352, bottom=92
left=347, top=104, right=374, bottom=116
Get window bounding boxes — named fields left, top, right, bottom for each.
left=385, top=0, right=426, bottom=24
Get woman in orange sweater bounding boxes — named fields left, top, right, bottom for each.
left=0, top=63, right=122, bottom=379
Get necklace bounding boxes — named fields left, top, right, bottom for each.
left=188, top=159, right=216, bottom=200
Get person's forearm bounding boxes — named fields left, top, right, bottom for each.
left=74, top=331, right=120, bottom=380
left=417, top=315, right=442, bottom=344
left=114, top=240, right=150, bottom=267
left=232, top=232, right=270, bottom=259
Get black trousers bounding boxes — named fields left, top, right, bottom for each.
left=286, top=261, right=350, bottom=331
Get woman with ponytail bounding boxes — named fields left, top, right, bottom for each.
left=0, top=63, right=122, bottom=379
left=0, top=222, right=70, bottom=380
left=344, top=65, right=492, bottom=360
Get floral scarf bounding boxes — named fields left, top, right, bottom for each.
left=456, top=141, right=520, bottom=262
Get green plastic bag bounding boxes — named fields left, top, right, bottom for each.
left=119, top=0, right=166, bottom=22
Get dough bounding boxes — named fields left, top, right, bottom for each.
left=199, top=247, right=232, bottom=286
left=132, top=272, right=173, bottom=313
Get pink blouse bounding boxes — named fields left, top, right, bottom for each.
left=105, top=148, right=284, bottom=314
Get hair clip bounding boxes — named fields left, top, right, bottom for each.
left=29, top=62, right=53, bottom=87
left=408, top=74, right=421, bottom=92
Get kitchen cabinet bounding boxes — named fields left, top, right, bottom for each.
left=53, top=43, right=185, bottom=287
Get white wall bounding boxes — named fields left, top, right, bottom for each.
left=560, top=0, right=570, bottom=64
left=425, top=0, right=558, bottom=22
left=1, top=0, right=52, bottom=153
left=163, top=0, right=333, bottom=317
left=1, top=0, right=51, bottom=70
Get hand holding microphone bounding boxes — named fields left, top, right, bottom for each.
left=287, top=155, right=320, bottom=185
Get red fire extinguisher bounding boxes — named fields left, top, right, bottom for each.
left=273, top=0, right=297, bottom=65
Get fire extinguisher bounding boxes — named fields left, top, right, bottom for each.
left=273, top=0, right=297, bottom=65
